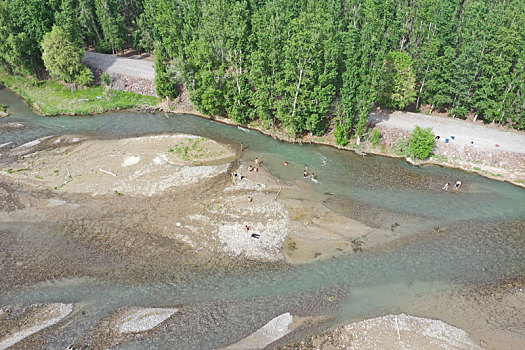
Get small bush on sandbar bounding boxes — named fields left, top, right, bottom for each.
left=409, top=126, right=435, bottom=159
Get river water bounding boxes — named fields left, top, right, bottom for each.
left=1, top=86, right=524, bottom=348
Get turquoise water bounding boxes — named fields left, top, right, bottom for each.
left=1, top=86, right=524, bottom=348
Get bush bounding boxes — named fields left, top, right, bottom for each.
left=334, top=124, right=349, bottom=146
left=394, top=137, right=412, bottom=157
left=409, top=126, right=435, bottom=159
left=76, top=66, right=93, bottom=86
left=100, top=72, right=111, bottom=86
left=370, top=129, right=381, bottom=148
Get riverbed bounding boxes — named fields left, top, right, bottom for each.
left=0, top=86, right=524, bottom=349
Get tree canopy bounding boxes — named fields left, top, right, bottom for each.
left=1, top=0, right=524, bottom=139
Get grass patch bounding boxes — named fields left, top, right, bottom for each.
left=0, top=68, right=157, bottom=115
left=169, top=138, right=208, bottom=162
left=473, top=166, right=481, bottom=171
left=6, top=168, right=28, bottom=173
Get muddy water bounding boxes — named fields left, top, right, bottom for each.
left=1, top=86, right=524, bottom=348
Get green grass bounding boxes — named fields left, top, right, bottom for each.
left=6, top=168, right=28, bottom=173
left=0, top=68, right=157, bottom=116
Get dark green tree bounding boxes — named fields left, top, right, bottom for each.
left=41, top=25, right=93, bottom=84
left=154, top=43, right=179, bottom=99
left=380, top=51, right=416, bottom=109
left=94, top=0, right=127, bottom=53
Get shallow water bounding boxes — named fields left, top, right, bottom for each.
left=1, top=86, right=524, bottom=348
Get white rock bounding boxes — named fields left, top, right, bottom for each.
left=341, top=313, right=481, bottom=349
left=222, top=313, right=293, bottom=350
left=115, top=308, right=178, bottom=333
left=122, top=155, right=140, bottom=167
left=0, top=303, right=73, bottom=350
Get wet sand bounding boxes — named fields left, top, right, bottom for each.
left=0, top=134, right=523, bottom=349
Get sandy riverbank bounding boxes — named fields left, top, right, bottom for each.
left=0, top=133, right=408, bottom=348
left=1, top=133, right=407, bottom=266
left=1, top=134, right=523, bottom=349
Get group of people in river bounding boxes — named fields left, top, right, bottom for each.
left=442, top=181, right=462, bottom=190
left=241, top=142, right=325, bottom=183
left=293, top=160, right=327, bottom=182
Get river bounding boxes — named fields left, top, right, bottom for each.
left=1, top=86, right=524, bottom=349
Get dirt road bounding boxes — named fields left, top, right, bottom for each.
left=84, top=51, right=155, bottom=81
left=370, top=110, right=525, bottom=154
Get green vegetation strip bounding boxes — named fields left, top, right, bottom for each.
left=0, top=69, right=157, bottom=116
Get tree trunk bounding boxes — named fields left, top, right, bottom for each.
left=291, top=67, right=304, bottom=121
left=416, top=63, right=430, bottom=109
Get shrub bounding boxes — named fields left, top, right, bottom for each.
left=334, top=124, right=349, bottom=146
left=100, top=72, right=111, bottom=86
left=409, top=126, right=435, bottom=159
left=370, top=129, right=382, bottom=148
left=76, top=66, right=93, bottom=86
left=394, top=137, right=411, bottom=157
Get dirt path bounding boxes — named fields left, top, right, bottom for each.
left=370, top=110, right=525, bottom=154
left=84, top=51, right=155, bottom=81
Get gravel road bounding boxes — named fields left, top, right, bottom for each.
left=84, top=51, right=155, bottom=81
left=370, top=111, right=525, bottom=154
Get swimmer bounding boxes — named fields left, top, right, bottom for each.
left=454, top=181, right=462, bottom=190
left=255, top=157, right=260, bottom=166
left=284, top=161, right=288, bottom=166
left=303, top=170, right=308, bottom=178
left=304, top=164, right=309, bottom=171
left=442, top=183, right=450, bottom=190
left=240, top=142, right=244, bottom=151
left=322, top=159, right=327, bottom=166
left=311, top=173, right=315, bottom=180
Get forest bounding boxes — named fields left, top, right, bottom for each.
left=0, top=0, right=524, bottom=143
